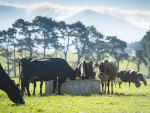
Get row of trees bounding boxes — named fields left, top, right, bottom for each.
left=1, top=16, right=149, bottom=78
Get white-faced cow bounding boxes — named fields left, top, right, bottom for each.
left=95, top=60, right=117, bottom=94
left=0, top=64, right=25, bottom=104
left=19, top=58, right=78, bottom=96
left=116, top=70, right=141, bottom=88
left=77, top=60, right=93, bottom=79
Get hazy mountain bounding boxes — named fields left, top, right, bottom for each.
left=0, top=6, right=147, bottom=43
left=64, top=9, right=147, bottom=43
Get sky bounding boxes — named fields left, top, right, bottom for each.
left=0, top=0, right=150, bottom=44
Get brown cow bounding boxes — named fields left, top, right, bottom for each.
left=95, top=60, right=117, bottom=94
left=77, top=60, right=93, bottom=79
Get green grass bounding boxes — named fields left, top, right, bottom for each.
left=0, top=78, right=150, bottom=113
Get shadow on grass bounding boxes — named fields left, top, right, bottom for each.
left=11, top=103, right=24, bottom=106
left=114, top=92, right=147, bottom=96
left=25, top=92, right=147, bottom=97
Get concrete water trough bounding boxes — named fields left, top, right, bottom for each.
left=45, top=79, right=101, bottom=95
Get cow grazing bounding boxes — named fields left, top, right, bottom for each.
left=19, top=58, right=78, bottom=96
left=137, top=72, right=147, bottom=86
left=116, top=70, right=141, bottom=88
left=77, top=60, right=93, bottom=79
left=0, top=64, right=25, bottom=104
left=95, top=60, right=117, bottom=94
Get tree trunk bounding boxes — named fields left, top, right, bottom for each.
left=7, top=47, right=9, bottom=76
left=29, top=34, right=32, bottom=58
left=14, top=42, right=16, bottom=77
left=137, top=64, right=140, bottom=72
left=126, top=60, right=129, bottom=70
left=43, top=33, right=46, bottom=58
left=77, top=49, right=80, bottom=66
left=43, top=47, right=46, bottom=58
left=64, top=52, right=67, bottom=60
left=55, top=51, right=57, bottom=58
left=148, top=62, right=150, bottom=78
left=117, top=60, right=119, bottom=70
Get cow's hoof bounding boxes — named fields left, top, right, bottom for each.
left=58, top=93, right=62, bottom=95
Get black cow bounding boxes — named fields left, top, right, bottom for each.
left=19, top=58, right=43, bottom=96
left=19, top=58, right=78, bottom=96
left=116, top=70, right=141, bottom=88
left=137, top=72, right=147, bottom=86
left=0, top=64, right=25, bottom=104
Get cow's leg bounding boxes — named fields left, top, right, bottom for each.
left=58, top=81, right=62, bottom=95
left=129, top=82, right=130, bottom=87
left=26, top=83, right=31, bottom=96
left=101, top=79, right=104, bottom=92
left=40, top=81, right=43, bottom=95
left=104, top=81, right=106, bottom=93
left=21, top=83, right=25, bottom=96
left=33, top=82, right=36, bottom=95
left=111, top=81, right=113, bottom=94
left=119, top=82, right=121, bottom=88
left=107, top=79, right=110, bottom=94
left=53, top=80, right=57, bottom=94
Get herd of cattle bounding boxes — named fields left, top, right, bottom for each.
left=0, top=58, right=147, bottom=104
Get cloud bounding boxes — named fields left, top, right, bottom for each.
left=0, top=1, right=150, bottom=30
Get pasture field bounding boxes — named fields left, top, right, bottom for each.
left=0, top=78, right=150, bottom=113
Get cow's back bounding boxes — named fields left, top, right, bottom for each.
left=107, top=61, right=117, bottom=81
left=120, top=70, right=131, bottom=82
left=30, top=58, right=73, bottom=81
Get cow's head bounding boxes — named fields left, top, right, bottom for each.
left=130, top=71, right=141, bottom=88
left=7, top=82, right=25, bottom=104
left=77, top=60, right=90, bottom=80
left=69, top=68, right=78, bottom=80
left=137, top=72, right=147, bottom=86
left=95, top=60, right=110, bottom=76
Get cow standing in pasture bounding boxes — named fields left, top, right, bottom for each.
left=95, top=60, right=117, bottom=94
left=116, top=70, right=141, bottom=88
left=0, top=64, right=25, bottom=104
left=19, top=58, right=78, bottom=96
left=77, top=60, right=93, bottom=79
left=19, top=58, right=43, bottom=96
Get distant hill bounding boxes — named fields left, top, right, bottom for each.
left=65, top=9, right=147, bottom=43
left=0, top=6, right=147, bottom=43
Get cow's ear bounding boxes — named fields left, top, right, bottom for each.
left=74, top=68, right=78, bottom=72
left=95, top=64, right=99, bottom=68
